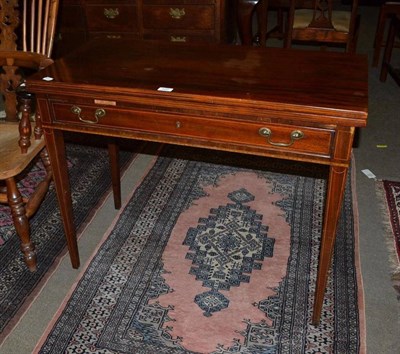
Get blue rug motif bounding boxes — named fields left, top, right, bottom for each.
left=185, top=188, right=275, bottom=316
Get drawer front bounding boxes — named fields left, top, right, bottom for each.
left=88, top=32, right=140, bottom=40
left=84, top=0, right=135, bottom=4
left=143, top=32, right=216, bottom=43
left=142, top=0, right=214, bottom=4
left=142, top=6, right=214, bottom=30
left=85, top=5, right=138, bottom=32
left=51, top=103, right=334, bottom=157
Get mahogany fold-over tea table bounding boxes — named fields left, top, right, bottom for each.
left=26, top=38, right=368, bottom=325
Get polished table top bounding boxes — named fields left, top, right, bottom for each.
left=28, top=38, right=368, bottom=124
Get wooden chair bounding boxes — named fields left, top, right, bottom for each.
left=284, top=0, right=360, bottom=53
left=255, top=0, right=289, bottom=47
left=380, top=13, right=400, bottom=85
left=373, top=2, right=400, bottom=67
left=0, top=0, right=59, bottom=271
left=0, top=1, right=122, bottom=271
left=0, top=0, right=58, bottom=121
left=0, top=94, right=51, bottom=271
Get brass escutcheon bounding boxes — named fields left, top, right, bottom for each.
left=169, top=8, right=185, bottom=19
left=104, top=8, right=119, bottom=19
left=258, top=127, right=304, bottom=147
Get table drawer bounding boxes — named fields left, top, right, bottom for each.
left=51, top=103, right=334, bottom=157
left=85, top=5, right=138, bottom=32
left=142, top=5, right=214, bottom=30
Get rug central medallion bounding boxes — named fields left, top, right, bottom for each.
left=183, top=188, right=275, bottom=316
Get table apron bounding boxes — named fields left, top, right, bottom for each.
left=39, top=100, right=356, bottom=167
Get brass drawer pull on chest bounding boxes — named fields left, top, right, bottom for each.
left=170, top=36, right=186, bottom=42
left=104, top=8, right=119, bottom=19
left=259, top=127, right=304, bottom=147
left=169, top=8, right=185, bottom=19
left=71, top=106, right=106, bottom=124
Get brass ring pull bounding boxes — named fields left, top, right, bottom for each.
left=169, top=8, right=185, bottom=19
left=71, top=106, right=106, bottom=124
left=104, top=8, right=119, bottom=19
left=258, top=127, right=304, bottom=147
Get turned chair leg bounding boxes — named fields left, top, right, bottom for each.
left=6, top=177, right=37, bottom=271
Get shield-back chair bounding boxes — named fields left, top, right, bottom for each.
left=284, top=0, right=360, bottom=53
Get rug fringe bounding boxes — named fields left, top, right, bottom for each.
left=375, top=180, right=400, bottom=297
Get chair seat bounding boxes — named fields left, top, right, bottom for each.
left=0, top=122, right=46, bottom=179
left=293, top=9, right=351, bottom=32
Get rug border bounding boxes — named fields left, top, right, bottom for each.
left=375, top=179, right=400, bottom=282
left=33, top=151, right=367, bottom=354
left=351, top=156, right=367, bottom=354
left=0, top=146, right=140, bottom=346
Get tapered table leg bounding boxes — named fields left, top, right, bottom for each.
left=107, top=139, right=121, bottom=209
left=44, top=128, right=80, bottom=268
left=312, top=164, right=348, bottom=325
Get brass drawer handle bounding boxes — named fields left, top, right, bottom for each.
left=170, top=36, right=186, bottom=42
left=169, top=8, right=185, bottom=19
left=71, top=106, right=106, bottom=124
left=259, top=127, right=304, bottom=147
left=104, top=8, right=119, bottom=19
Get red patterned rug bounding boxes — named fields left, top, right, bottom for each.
left=35, top=146, right=366, bottom=353
left=377, top=180, right=400, bottom=295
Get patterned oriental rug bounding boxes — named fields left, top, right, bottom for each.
left=377, top=180, right=400, bottom=295
left=35, top=146, right=366, bottom=354
left=0, top=143, right=135, bottom=344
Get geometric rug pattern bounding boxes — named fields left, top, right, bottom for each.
left=35, top=146, right=365, bottom=353
left=377, top=179, right=400, bottom=295
left=0, top=143, right=134, bottom=343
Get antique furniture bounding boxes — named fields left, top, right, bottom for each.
left=284, top=0, right=360, bottom=52
left=372, top=1, right=400, bottom=67
left=26, top=38, right=368, bottom=324
left=55, top=0, right=234, bottom=56
left=256, top=0, right=287, bottom=46
left=236, top=0, right=360, bottom=51
left=380, top=13, right=400, bottom=85
left=0, top=0, right=60, bottom=270
left=0, top=0, right=58, bottom=121
left=0, top=94, right=51, bottom=271
left=236, top=0, right=263, bottom=45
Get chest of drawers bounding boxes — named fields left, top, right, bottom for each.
left=56, top=0, right=234, bottom=56
left=140, top=0, right=225, bottom=43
